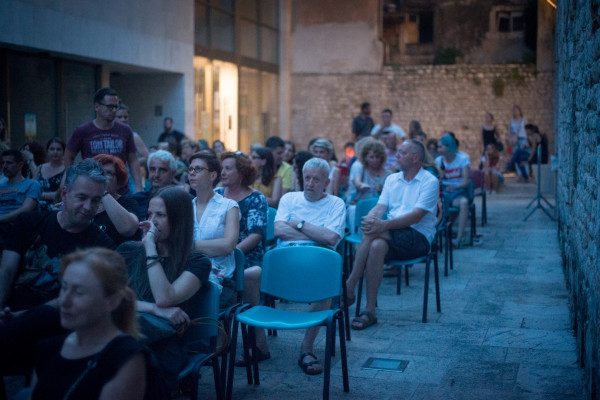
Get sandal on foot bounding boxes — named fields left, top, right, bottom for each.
left=234, top=348, right=271, bottom=367
left=298, top=352, right=323, bottom=375
left=351, top=310, right=378, bottom=330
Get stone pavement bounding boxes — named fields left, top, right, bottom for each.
left=197, top=178, right=585, bottom=399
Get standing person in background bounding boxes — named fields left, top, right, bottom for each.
left=64, top=88, right=143, bottom=193
left=36, top=137, right=66, bottom=210
left=352, top=102, right=375, bottom=141
left=371, top=109, right=406, bottom=140
left=116, top=103, right=150, bottom=193
left=265, top=136, right=293, bottom=195
left=311, top=139, right=341, bottom=196
left=252, top=147, right=283, bottom=208
left=481, top=112, right=500, bottom=154
left=157, top=117, right=186, bottom=157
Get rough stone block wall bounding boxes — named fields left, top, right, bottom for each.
left=291, top=64, right=554, bottom=168
left=556, top=1, right=600, bottom=398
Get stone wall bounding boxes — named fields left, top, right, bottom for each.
left=555, top=1, right=600, bottom=398
left=290, top=64, right=555, bottom=167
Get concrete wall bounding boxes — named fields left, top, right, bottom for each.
left=0, top=0, right=195, bottom=136
left=291, top=0, right=383, bottom=74
left=290, top=64, right=554, bottom=166
left=555, top=1, right=600, bottom=397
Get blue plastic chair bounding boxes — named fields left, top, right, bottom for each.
left=227, top=246, right=349, bottom=400
left=178, top=281, right=222, bottom=400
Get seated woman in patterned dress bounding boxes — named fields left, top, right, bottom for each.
left=215, top=151, right=271, bottom=365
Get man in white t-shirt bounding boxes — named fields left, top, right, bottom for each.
left=345, top=140, right=439, bottom=330
left=275, top=157, right=346, bottom=375
left=371, top=109, right=406, bottom=141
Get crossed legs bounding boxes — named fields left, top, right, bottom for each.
left=453, top=196, right=469, bottom=246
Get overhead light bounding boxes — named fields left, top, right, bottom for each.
left=546, top=0, right=556, bottom=8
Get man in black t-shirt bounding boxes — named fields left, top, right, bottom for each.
left=0, top=159, right=115, bottom=311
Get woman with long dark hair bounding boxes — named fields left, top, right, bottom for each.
left=119, top=186, right=211, bottom=389
left=251, top=147, right=282, bottom=207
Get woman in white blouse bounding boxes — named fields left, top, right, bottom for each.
left=188, top=150, right=240, bottom=307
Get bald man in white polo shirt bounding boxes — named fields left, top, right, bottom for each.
left=345, top=139, right=439, bottom=330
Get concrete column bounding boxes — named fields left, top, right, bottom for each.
left=278, top=0, right=292, bottom=140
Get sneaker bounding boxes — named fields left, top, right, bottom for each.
left=473, top=237, right=483, bottom=246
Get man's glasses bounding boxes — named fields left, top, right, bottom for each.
left=188, top=166, right=209, bottom=174
left=98, top=102, right=119, bottom=111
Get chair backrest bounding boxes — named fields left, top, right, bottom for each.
left=469, top=169, right=485, bottom=195
left=353, top=198, right=379, bottom=233
left=233, top=248, right=245, bottom=294
left=184, top=281, right=220, bottom=353
left=261, top=246, right=342, bottom=303
left=266, top=207, right=277, bottom=246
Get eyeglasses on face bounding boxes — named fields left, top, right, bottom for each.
left=98, top=102, right=119, bottom=111
left=188, top=166, right=209, bottom=174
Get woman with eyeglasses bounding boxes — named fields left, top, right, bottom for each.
left=251, top=147, right=282, bottom=208
left=188, top=151, right=240, bottom=308
left=92, top=154, right=141, bottom=246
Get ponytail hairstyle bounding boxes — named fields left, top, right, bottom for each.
left=60, top=248, right=140, bottom=339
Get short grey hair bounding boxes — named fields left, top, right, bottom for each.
left=147, top=150, right=176, bottom=172
left=302, top=157, right=330, bottom=179
left=65, top=159, right=108, bottom=191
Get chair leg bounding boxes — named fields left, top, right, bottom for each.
left=248, top=327, right=260, bottom=386
left=322, top=318, right=335, bottom=400
left=448, top=224, right=454, bottom=270
left=338, top=313, right=350, bottom=393
left=470, top=204, right=476, bottom=246
left=405, top=265, right=410, bottom=287
left=434, top=252, right=441, bottom=313
left=342, top=241, right=352, bottom=341
left=240, top=324, right=253, bottom=385
left=226, top=319, right=239, bottom=400
left=212, top=357, right=224, bottom=400
left=444, top=226, right=449, bottom=277
left=422, top=256, right=430, bottom=323
left=356, top=273, right=364, bottom=317
left=482, top=193, right=487, bottom=226
left=396, top=266, right=402, bottom=295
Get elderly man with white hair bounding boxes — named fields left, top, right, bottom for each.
left=132, top=149, right=178, bottom=219
left=274, top=157, right=346, bottom=376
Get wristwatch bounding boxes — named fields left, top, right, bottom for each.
left=296, top=220, right=305, bottom=231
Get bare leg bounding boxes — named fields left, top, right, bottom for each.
left=491, top=173, right=499, bottom=192
left=363, top=238, right=389, bottom=315
left=453, top=196, right=469, bottom=244
left=244, top=267, right=268, bottom=353
left=299, top=299, right=331, bottom=373
left=346, top=230, right=390, bottom=294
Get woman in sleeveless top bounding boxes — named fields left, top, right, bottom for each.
left=36, top=138, right=66, bottom=210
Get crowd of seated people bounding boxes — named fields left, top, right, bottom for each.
left=1, top=98, right=548, bottom=397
